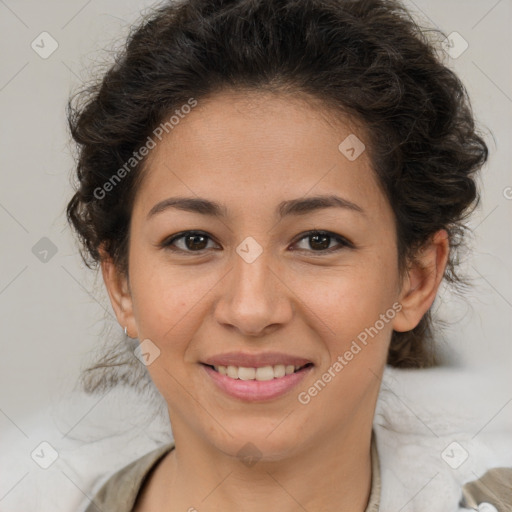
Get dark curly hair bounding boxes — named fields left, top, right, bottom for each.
left=66, top=0, right=488, bottom=391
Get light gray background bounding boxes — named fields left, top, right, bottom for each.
left=0, top=0, right=511, bottom=491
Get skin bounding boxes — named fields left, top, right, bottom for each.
left=101, top=89, right=449, bottom=512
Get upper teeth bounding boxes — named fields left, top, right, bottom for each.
left=213, top=364, right=302, bottom=380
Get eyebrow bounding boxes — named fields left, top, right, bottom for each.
left=146, top=194, right=365, bottom=220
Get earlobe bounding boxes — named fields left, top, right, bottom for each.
left=392, top=230, right=449, bottom=333
left=99, top=246, right=137, bottom=338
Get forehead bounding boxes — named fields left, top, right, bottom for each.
left=133, top=90, right=386, bottom=219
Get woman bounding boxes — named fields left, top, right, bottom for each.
left=66, top=0, right=510, bottom=510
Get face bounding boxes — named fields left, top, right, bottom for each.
left=104, top=90, right=442, bottom=460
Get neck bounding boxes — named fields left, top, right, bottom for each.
left=142, top=416, right=375, bottom=512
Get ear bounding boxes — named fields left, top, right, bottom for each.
left=392, top=229, right=449, bottom=333
left=99, top=245, right=138, bottom=339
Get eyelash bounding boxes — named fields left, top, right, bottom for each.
left=160, top=230, right=354, bottom=255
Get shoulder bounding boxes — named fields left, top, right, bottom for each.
left=460, top=467, right=512, bottom=511
left=83, top=442, right=175, bottom=512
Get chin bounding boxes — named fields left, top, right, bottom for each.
left=205, top=422, right=305, bottom=463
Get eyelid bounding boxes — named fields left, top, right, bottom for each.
left=160, top=230, right=220, bottom=252
left=160, top=229, right=354, bottom=254
left=291, top=230, right=355, bottom=252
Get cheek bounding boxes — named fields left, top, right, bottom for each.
left=129, top=255, right=219, bottom=352
left=294, top=254, right=399, bottom=357
left=129, top=233, right=399, bottom=361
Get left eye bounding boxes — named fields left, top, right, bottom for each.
left=291, top=230, right=353, bottom=253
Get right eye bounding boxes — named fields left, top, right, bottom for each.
left=160, top=230, right=220, bottom=253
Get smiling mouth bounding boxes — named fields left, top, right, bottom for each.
left=202, top=363, right=313, bottom=381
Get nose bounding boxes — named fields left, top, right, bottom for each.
left=214, top=247, right=293, bottom=337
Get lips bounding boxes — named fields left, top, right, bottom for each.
left=200, top=351, right=314, bottom=401
left=202, top=361, right=314, bottom=402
